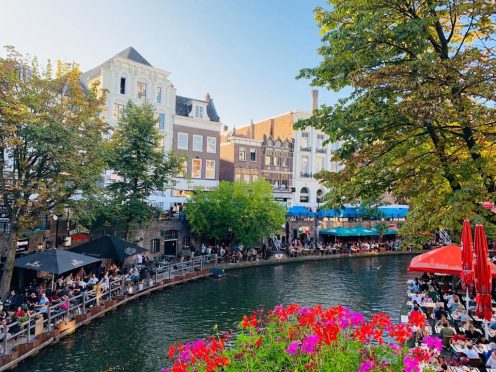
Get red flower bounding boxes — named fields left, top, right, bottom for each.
left=255, top=337, right=262, bottom=347
left=370, top=313, right=391, bottom=329
left=168, top=344, right=176, bottom=359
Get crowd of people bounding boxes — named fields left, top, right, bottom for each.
left=406, top=273, right=496, bottom=371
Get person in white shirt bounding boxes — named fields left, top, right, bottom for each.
left=39, top=293, right=49, bottom=306
left=464, top=343, right=479, bottom=359
left=411, top=292, right=423, bottom=304
left=77, top=278, right=87, bottom=290
left=486, top=346, right=496, bottom=368
left=88, top=274, right=99, bottom=286
left=136, top=254, right=143, bottom=265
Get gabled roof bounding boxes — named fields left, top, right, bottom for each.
left=175, top=95, right=220, bottom=122
left=83, top=47, right=152, bottom=82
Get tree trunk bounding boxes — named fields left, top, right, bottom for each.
left=0, top=230, right=17, bottom=298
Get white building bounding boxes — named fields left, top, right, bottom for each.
left=83, top=47, right=221, bottom=211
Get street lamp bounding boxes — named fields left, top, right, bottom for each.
left=52, top=215, right=59, bottom=248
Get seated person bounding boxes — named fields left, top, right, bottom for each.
left=435, top=314, right=449, bottom=329
left=27, top=292, right=39, bottom=306
left=14, top=306, right=25, bottom=319
left=464, top=342, right=480, bottom=359
left=0, top=305, right=7, bottom=321
left=439, top=322, right=455, bottom=338
left=487, top=348, right=496, bottom=368
left=483, top=342, right=496, bottom=363
left=464, top=324, right=482, bottom=341
left=434, top=304, right=447, bottom=320
left=411, top=292, right=424, bottom=304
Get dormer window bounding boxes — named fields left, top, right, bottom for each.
left=137, top=81, right=147, bottom=99
left=195, top=106, right=204, bottom=119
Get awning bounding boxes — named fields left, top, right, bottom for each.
left=287, top=206, right=313, bottom=218
left=70, top=236, right=147, bottom=262
left=319, top=226, right=398, bottom=237
left=15, top=248, right=101, bottom=275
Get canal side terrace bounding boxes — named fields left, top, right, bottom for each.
left=0, top=250, right=420, bottom=370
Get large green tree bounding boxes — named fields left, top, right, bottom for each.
left=0, top=47, right=108, bottom=296
left=298, top=1, right=496, bottom=239
left=184, top=180, right=286, bottom=248
left=105, top=101, right=182, bottom=240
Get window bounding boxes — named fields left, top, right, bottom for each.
left=205, top=160, right=215, bottom=179
left=183, top=236, right=191, bottom=247
left=234, top=173, right=242, bottom=181
left=207, top=137, right=217, bottom=153
left=193, top=135, right=203, bottom=152
left=192, top=159, right=202, bottom=178
left=301, top=132, right=309, bottom=148
left=113, top=103, right=124, bottom=121
left=265, top=149, right=272, bottom=166
left=149, top=239, right=161, bottom=253
left=273, top=151, right=281, bottom=166
left=158, top=113, right=165, bottom=130
left=316, top=134, right=324, bottom=148
left=300, top=154, right=309, bottom=176
left=317, top=189, right=324, bottom=203
left=252, top=174, right=258, bottom=182
left=156, top=86, right=162, bottom=103
left=315, top=156, right=325, bottom=172
left=178, top=132, right=188, bottom=150
left=120, top=77, right=126, bottom=94
left=195, top=106, right=204, bottom=118
left=250, top=148, right=256, bottom=162
left=177, top=160, right=187, bottom=177
left=300, top=187, right=310, bottom=203
left=137, top=81, right=147, bottom=99
left=162, top=230, right=179, bottom=240
left=239, top=147, right=246, bottom=161
left=282, top=153, right=288, bottom=167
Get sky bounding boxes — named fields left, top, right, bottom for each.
left=0, top=0, right=347, bottom=127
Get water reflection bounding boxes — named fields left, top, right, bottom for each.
left=18, top=255, right=416, bottom=372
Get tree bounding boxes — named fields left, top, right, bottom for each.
left=106, top=101, right=182, bottom=240
left=0, top=47, right=108, bottom=297
left=184, top=180, right=286, bottom=248
left=298, top=1, right=496, bottom=239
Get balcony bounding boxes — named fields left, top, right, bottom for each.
left=300, top=172, right=312, bottom=178
left=316, top=148, right=326, bottom=154
left=300, top=146, right=311, bottom=152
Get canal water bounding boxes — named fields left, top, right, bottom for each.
left=17, top=254, right=416, bottom=372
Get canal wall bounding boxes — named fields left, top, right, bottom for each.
left=217, top=250, right=422, bottom=271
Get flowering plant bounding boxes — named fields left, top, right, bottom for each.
left=165, top=304, right=440, bottom=371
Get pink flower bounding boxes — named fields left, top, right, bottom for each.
left=358, top=360, right=374, bottom=372
left=403, top=355, right=420, bottom=372
left=286, top=341, right=300, bottom=355
left=422, top=336, right=443, bottom=353
left=301, top=335, right=320, bottom=354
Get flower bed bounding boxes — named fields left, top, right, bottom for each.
left=165, top=304, right=441, bottom=371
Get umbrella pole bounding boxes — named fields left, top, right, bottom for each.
left=51, top=274, right=55, bottom=291
left=466, top=287, right=469, bottom=311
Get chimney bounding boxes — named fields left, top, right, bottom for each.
left=250, top=119, right=255, bottom=140
left=311, top=89, right=318, bottom=111
left=270, top=119, right=274, bottom=137
left=205, top=92, right=211, bottom=101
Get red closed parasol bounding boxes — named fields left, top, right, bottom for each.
left=474, top=224, right=492, bottom=322
left=461, top=219, right=474, bottom=290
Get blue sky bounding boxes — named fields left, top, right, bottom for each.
left=0, top=0, right=346, bottom=127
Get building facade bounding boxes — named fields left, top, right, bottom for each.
left=220, top=90, right=340, bottom=208
left=83, top=47, right=222, bottom=211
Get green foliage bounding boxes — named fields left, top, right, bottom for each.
left=105, top=101, right=183, bottom=237
left=184, top=180, right=286, bottom=247
left=297, top=1, right=496, bottom=238
left=0, top=46, right=108, bottom=295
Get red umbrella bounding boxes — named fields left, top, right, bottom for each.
left=461, top=219, right=474, bottom=290
left=408, top=244, right=496, bottom=278
left=474, top=224, right=492, bottom=322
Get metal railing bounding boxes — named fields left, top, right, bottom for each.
left=0, top=255, right=218, bottom=359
